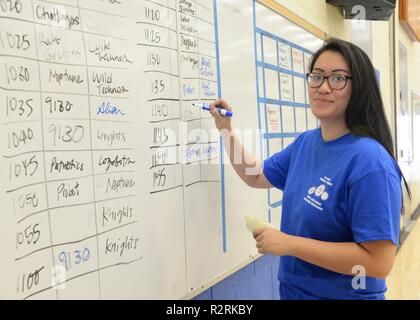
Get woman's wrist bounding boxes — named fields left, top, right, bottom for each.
left=285, top=233, right=297, bottom=256
left=220, top=127, right=233, bottom=137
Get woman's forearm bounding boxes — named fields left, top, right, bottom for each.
left=288, top=235, right=390, bottom=279
left=221, top=129, right=262, bottom=187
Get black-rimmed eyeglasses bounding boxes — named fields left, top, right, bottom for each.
left=306, top=73, right=352, bottom=91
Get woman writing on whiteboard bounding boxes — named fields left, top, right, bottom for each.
left=209, top=38, right=409, bottom=300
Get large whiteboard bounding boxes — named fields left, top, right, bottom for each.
left=0, top=0, right=323, bottom=299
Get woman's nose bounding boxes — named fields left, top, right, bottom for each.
left=318, top=79, right=333, bottom=93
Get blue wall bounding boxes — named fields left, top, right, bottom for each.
left=193, top=255, right=280, bottom=300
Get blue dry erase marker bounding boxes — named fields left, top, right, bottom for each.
left=193, top=103, right=233, bottom=117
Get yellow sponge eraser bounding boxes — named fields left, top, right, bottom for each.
left=245, top=215, right=274, bottom=233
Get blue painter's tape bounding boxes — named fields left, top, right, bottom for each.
left=258, top=97, right=308, bottom=109
left=253, top=1, right=264, bottom=162
left=255, top=27, right=315, bottom=55
left=270, top=200, right=283, bottom=209
left=257, top=61, right=306, bottom=78
left=264, top=132, right=302, bottom=140
left=213, top=0, right=227, bottom=253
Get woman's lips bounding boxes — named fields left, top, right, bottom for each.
left=314, top=98, right=333, bottom=105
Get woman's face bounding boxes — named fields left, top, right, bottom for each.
left=308, top=51, right=352, bottom=123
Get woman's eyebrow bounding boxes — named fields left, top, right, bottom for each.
left=313, top=67, right=350, bottom=74
left=332, top=69, right=350, bottom=74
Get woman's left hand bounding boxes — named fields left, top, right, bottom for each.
left=253, top=228, right=293, bottom=256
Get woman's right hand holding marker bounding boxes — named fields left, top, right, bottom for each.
left=209, top=98, right=233, bottom=133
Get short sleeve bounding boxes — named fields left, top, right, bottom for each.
left=263, top=142, right=295, bottom=190
left=348, top=171, right=402, bottom=246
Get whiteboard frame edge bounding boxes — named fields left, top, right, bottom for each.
left=258, top=0, right=327, bottom=41
left=181, top=254, right=264, bottom=300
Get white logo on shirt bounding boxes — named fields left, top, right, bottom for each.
left=304, top=176, right=332, bottom=212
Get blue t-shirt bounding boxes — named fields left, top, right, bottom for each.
left=263, top=128, right=402, bottom=300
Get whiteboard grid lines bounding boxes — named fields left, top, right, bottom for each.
left=0, top=53, right=131, bottom=70
left=149, top=184, right=183, bottom=194
left=0, top=85, right=131, bottom=99
left=144, top=0, right=176, bottom=12
left=174, top=0, right=190, bottom=295
left=6, top=169, right=135, bottom=194
left=137, top=42, right=178, bottom=51
left=22, top=256, right=143, bottom=300
left=32, top=0, right=58, bottom=297
left=15, top=220, right=139, bottom=262
left=37, top=0, right=128, bottom=18
left=148, top=117, right=182, bottom=124
left=136, top=20, right=177, bottom=34
left=184, top=180, right=220, bottom=188
left=16, top=193, right=137, bottom=225
left=29, top=0, right=59, bottom=300
left=3, top=148, right=134, bottom=160
left=0, top=15, right=129, bottom=42
left=2, top=0, right=225, bottom=299
left=144, top=69, right=180, bottom=78
left=2, top=118, right=134, bottom=126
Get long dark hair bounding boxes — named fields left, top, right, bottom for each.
left=309, top=38, right=411, bottom=207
